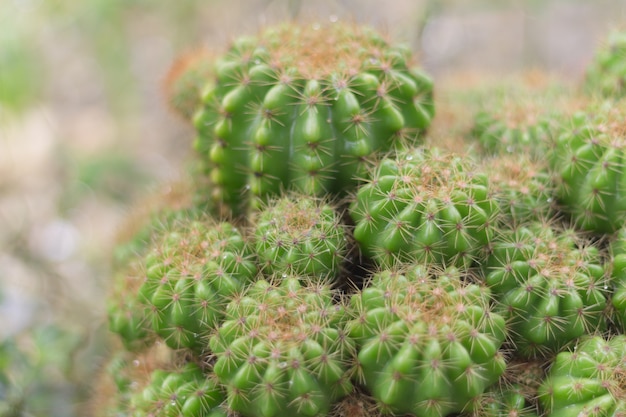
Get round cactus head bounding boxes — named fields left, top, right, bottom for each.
left=483, top=220, right=609, bottom=358
left=485, top=154, right=556, bottom=226
left=191, top=22, right=435, bottom=215
left=252, top=194, right=349, bottom=284
left=350, top=146, right=498, bottom=268
left=209, top=277, right=356, bottom=417
left=549, top=103, right=626, bottom=233
left=109, top=215, right=258, bottom=353
left=347, top=265, right=507, bottom=417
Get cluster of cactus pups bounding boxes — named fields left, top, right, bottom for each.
left=95, top=22, right=626, bottom=417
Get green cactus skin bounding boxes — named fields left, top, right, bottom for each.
left=136, top=218, right=257, bottom=352
left=192, top=22, right=435, bottom=215
left=471, top=384, right=539, bottom=417
left=252, top=195, right=348, bottom=283
left=486, top=155, right=556, bottom=226
left=349, top=147, right=499, bottom=268
left=471, top=109, right=555, bottom=156
left=483, top=222, right=609, bottom=358
left=584, top=30, right=626, bottom=98
left=537, top=335, right=626, bottom=417
left=549, top=107, right=626, bottom=234
left=608, top=228, right=626, bottom=332
left=209, top=278, right=355, bottom=417
left=346, top=265, right=507, bottom=417
left=128, top=363, right=227, bottom=417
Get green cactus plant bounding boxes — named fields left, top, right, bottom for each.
left=549, top=104, right=626, bottom=234
left=349, top=146, right=499, bottom=268
left=346, top=265, right=507, bottom=417
left=537, top=335, right=626, bottom=417
left=485, top=154, right=556, bottom=226
left=252, top=195, right=349, bottom=283
left=483, top=221, right=609, bottom=358
left=189, top=22, right=435, bottom=215
left=608, top=227, right=626, bottom=332
left=209, top=277, right=356, bottom=417
left=584, top=29, right=626, bottom=98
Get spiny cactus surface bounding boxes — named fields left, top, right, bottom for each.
left=483, top=221, right=609, bottom=358
left=252, top=195, right=348, bottom=283
left=209, top=278, right=355, bottom=417
left=347, top=265, right=507, bottom=417
left=116, top=218, right=258, bottom=352
left=192, top=22, right=434, bottom=215
left=537, top=335, right=626, bottom=417
left=350, top=146, right=498, bottom=268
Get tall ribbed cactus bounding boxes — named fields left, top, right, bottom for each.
left=191, top=22, right=435, bottom=215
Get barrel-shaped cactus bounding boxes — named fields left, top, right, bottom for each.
left=252, top=195, right=348, bottom=283
left=209, top=277, right=355, bottom=417
left=538, top=335, right=626, bottom=417
left=347, top=265, right=507, bottom=417
left=350, top=147, right=498, bottom=268
left=549, top=106, right=626, bottom=234
left=135, top=218, right=257, bottom=352
left=483, top=221, right=609, bottom=358
left=192, top=22, right=435, bottom=215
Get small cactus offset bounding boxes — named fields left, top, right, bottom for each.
left=252, top=195, right=349, bottom=283
left=346, top=265, right=507, bottom=417
left=350, top=146, right=498, bottom=268
left=190, top=22, right=434, bottom=215
left=483, top=221, right=609, bottom=358
left=209, top=277, right=355, bottom=417
left=537, top=335, right=626, bottom=417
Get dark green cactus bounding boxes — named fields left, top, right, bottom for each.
left=347, top=265, right=507, bottom=417
left=350, top=146, right=498, bottom=268
left=549, top=105, right=626, bottom=234
left=537, top=335, right=626, bottom=417
left=483, top=221, right=609, bottom=358
left=209, top=277, right=355, bottom=417
left=471, top=384, right=539, bottom=417
left=252, top=195, right=349, bottom=283
left=191, top=22, right=435, bottom=215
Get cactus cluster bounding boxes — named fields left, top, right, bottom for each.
left=95, top=21, right=626, bottom=417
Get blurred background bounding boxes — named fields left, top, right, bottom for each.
left=1, top=0, right=626, bottom=415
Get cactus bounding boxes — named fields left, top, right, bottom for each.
left=483, top=221, right=609, bottom=358
left=549, top=104, right=626, bottom=234
left=537, top=335, right=626, bottom=417
left=190, top=22, right=435, bottom=215
left=209, top=277, right=355, bottom=417
left=165, top=49, right=215, bottom=121
left=584, top=29, right=626, bottom=98
left=252, top=195, right=349, bottom=283
left=485, top=154, right=556, bottom=226
left=108, top=215, right=257, bottom=353
left=350, top=146, right=498, bottom=268
left=470, top=384, right=539, bottom=417
left=608, top=227, right=626, bottom=332
left=346, top=265, right=507, bottom=417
